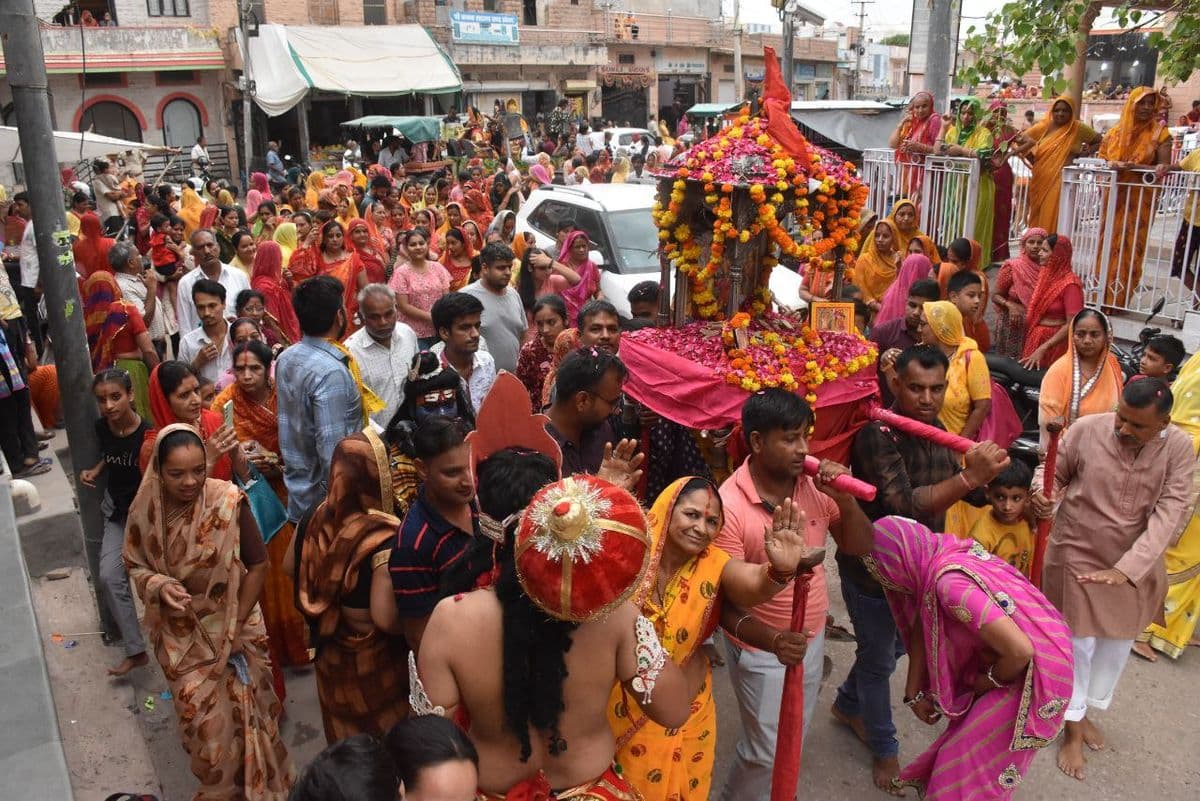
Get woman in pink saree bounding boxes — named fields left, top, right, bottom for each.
left=875, top=253, right=935, bottom=326
left=865, top=517, right=1073, bottom=800
left=889, top=91, right=943, bottom=207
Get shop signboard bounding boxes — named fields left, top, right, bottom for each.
left=449, top=10, right=519, bottom=46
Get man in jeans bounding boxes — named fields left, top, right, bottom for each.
left=837, top=345, right=1009, bottom=792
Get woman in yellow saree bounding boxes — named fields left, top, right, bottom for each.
left=304, top=171, right=327, bottom=210
left=609, top=476, right=812, bottom=801
left=854, top=218, right=902, bottom=305
left=1012, top=96, right=1101, bottom=233
left=940, top=97, right=996, bottom=253
left=124, top=424, right=294, bottom=799
left=1097, top=87, right=1174, bottom=308
left=1137, top=355, right=1200, bottom=660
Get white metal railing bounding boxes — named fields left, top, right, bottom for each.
left=861, top=148, right=979, bottom=245
left=1058, top=165, right=1200, bottom=322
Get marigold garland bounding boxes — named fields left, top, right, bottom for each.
left=651, top=112, right=869, bottom=321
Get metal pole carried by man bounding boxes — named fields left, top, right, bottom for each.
left=0, top=0, right=113, bottom=632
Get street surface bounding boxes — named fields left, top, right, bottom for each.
left=18, top=440, right=1197, bottom=801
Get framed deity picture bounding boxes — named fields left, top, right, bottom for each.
left=810, top=302, right=856, bottom=334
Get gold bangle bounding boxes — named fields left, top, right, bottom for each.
left=733, top=613, right=752, bottom=641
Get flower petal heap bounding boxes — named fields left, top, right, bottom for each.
left=629, top=311, right=877, bottom=401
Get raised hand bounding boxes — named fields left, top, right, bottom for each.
left=597, top=438, right=645, bottom=493
left=762, top=497, right=820, bottom=575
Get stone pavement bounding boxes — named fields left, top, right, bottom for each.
left=12, top=438, right=1200, bottom=800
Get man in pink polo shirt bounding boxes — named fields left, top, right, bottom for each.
left=715, top=388, right=874, bottom=801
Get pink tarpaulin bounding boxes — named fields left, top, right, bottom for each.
left=620, top=336, right=879, bottom=430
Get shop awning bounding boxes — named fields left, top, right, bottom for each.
left=339, top=116, right=443, bottom=143
left=685, top=102, right=745, bottom=118
left=789, top=106, right=904, bottom=153
left=0, top=126, right=171, bottom=164
left=245, top=24, right=462, bottom=117
left=564, top=80, right=598, bottom=93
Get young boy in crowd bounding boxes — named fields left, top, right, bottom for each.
left=626, top=281, right=659, bottom=327
left=946, top=269, right=988, bottom=349
left=1132, top=334, right=1186, bottom=384
left=968, top=460, right=1035, bottom=577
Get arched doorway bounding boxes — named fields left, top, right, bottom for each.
left=161, top=98, right=202, bottom=149
left=79, top=101, right=143, bottom=142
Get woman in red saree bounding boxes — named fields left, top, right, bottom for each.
left=463, top=188, right=494, bottom=231
left=139, top=361, right=240, bottom=482
left=442, top=227, right=477, bottom=291
left=987, top=100, right=1019, bottom=262
left=251, top=241, right=301, bottom=344
left=889, top=91, right=943, bottom=207
left=436, top=202, right=467, bottom=252
left=124, top=424, right=295, bottom=799
left=211, top=341, right=311, bottom=672
left=73, top=212, right=114, bottom=278
left=1020, top=234, right=1084, bottom=369
left=288, top=219, right=365, bottom=332
left=992, top=228, right=1047, bottom=358
left=365, top=200, right=396, bottom=259
left=347, top=218, right=388, bottom=285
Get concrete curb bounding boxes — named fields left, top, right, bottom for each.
left=0, top=474, right=74, bottom=799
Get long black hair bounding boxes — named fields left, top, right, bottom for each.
left=471, top=448, right=575, bottom=762
left=515, top=247, right=548, bottom=313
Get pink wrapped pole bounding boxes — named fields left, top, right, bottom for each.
left=803, top=456, right=876, bottom=501
left=770, top=573, right=812, bottom=801
left=867, top=406, right=974, bottom=454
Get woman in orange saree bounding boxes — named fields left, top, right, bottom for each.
left=1097, top=87, right=1174, bottom=308
left=1013, top=96, right=1101, bottom=233
left=124, top=425, right=294, bottom=800
left=347, top=218, right=388, bottom=285
left=608, top=476, right=814, bottom=801
left=210, top=341, right=311, bottom=671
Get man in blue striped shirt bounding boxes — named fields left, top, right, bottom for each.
left=276, top=275, right=363, bottom=521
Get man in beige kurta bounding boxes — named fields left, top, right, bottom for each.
left=1033, top=379, right=1194, bottom=781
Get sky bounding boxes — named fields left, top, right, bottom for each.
left=725, top=0, right=1010, bottom=38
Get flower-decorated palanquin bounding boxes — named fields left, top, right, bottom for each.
left=631, top=83, right=876, bottom=405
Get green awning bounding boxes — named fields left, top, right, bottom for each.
left=685, top=102, right=744, bottom=118
left=339, top=116, right=443, bottom=143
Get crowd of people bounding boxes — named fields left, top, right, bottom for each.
left=888, top=87, right=1188, bottom=298
left=0, top=87, right=1196, bottom=801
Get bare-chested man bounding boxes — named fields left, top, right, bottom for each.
left=413, top=447, right=811, bottom=798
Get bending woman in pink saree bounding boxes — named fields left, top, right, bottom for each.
left=866, top=517, right=1073, bottom=800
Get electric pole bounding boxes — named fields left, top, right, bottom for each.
left=239, top=1, right=255, bottom=181
left=925, top=0, right=955, bottom=112
left=733, top=0, right=744, bottom=102
left=781, top=4, right=795, bottom=98
left=0, top=0, right=114, bottom=633
left=852, top=0, right=873, bottom=100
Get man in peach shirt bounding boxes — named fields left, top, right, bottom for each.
left=715, top=388, right=875, bottom=801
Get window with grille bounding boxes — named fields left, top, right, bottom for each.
left=618, top=54, right=635, bottom=65
left=363, top=0, right=386, bottom=24
left=308, top=0, right=340, bottom=24
left=522, top=0, right=536, bottom=24
left=146, top=0, right=190, bottom=16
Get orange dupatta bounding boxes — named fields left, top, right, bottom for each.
left=608, top=477, right=729, bottom=801
left=1038, top=309, right=1123, bottom=435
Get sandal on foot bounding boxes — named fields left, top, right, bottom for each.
left=15, top=458, right=52, bottom=478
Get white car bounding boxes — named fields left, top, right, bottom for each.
left=586, top=128, right=660, bottom=159
left=514, top=184, right=803, bottom=319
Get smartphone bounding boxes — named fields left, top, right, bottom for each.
left=222, top=399, right=234, bottom=429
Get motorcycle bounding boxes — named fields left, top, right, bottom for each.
left=986, top=353, right=1046, bottom=468
left=1114, top=297, right=1167, bottom=381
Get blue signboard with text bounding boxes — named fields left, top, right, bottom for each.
left=450, top=11, right=520, bottom=46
